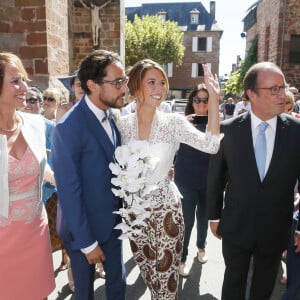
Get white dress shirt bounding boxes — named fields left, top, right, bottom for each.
left=85, top=95, right=114, bottom=144
left=234, top=100, right=251, bottom=116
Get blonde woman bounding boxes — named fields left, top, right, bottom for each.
left=0, top=52, right=55, bottom=299
left=42, top=87, right=63, bottom=121
left=284, top=90, right=300, bottom=118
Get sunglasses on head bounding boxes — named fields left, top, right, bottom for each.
left=26, top=97, right=41, bottom=104
left=43, top=96, right=55, bottom=102
left=193, top=97, right=208, bottom=104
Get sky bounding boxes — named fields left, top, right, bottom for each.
left=124, top=0, right=256, bottom=76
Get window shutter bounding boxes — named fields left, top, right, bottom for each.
left=191, top=63, right=197, bottom=78
left=167, top=63, right=173, bottom=77
left=207, top=37, right=212, bottom=52
left=192, top=37, right=198, bottom=52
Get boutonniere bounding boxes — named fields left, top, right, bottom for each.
left=111, top=108, right=121, bottom=123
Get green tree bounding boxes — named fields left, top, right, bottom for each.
left=224, top=68, right=242, bottom=95
left=225, top=38, right=258, bottom=95
left=125, top=15, right=185, bottom=66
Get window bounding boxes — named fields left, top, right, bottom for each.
left=190, top=14, right=199, bottom=24
left=198, top=38, right=206, bottom=51
left=160, top=14, right=166, bottom=21
left=192, top=37, right=212, bottom=52
left=289, top=35, right=300, bottom=64
left=190, top=8, right=200, bottom=24
left=162, top=63, right=173, bottom=77
left=191, top=63, right=211, bottom=78
left=157, top=10, right=167, bottom=22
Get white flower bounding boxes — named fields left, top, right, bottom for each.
left=111, top=108, right=121, bottom=123
left=109, top=140, right=159, bottom=239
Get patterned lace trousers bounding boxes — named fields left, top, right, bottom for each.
left=130, top=202, right=184, bottom=300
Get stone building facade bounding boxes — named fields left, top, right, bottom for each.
left=243, top=0, right=300, bottom=88
left=0, top=0, right=124, bottom=92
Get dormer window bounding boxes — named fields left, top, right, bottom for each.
left=190, top=8, right=200, bottom=24
left=157, top=9, right=167, bottom=22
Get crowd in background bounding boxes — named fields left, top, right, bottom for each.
left=1, top=50, right=300, bottom=300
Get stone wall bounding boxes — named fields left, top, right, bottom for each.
left=0, top=0, right=69, bottom=90
left=0, top=0, right=123, bottom=91
left=245, top=0, right=300, bottom=87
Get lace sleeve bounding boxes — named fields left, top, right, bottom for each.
left=116, top=114, right=136, bottom=145
left=174, top=114, right=222, bottom=154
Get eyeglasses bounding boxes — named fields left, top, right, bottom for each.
left=26, top=97, right=41, bottom=104
left=43, top=96, right=56, bottom=102
left=99, top=76, right=129, bottom=90
left=193, top=97, right=208, bottom=104
left=256, top=85, right=288, bottom=95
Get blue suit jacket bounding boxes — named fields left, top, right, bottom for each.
left=52, top=98, right=121, bottom=250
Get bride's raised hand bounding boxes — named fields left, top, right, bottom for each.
left=202, top=64, right=220, bottom=99
left=202, top=64, right=221, bottom=136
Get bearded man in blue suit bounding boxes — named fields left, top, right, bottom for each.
left=52, top=50, right=129, bottom=300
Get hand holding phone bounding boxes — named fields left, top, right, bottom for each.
left=192, top=115, right=208, bottom=124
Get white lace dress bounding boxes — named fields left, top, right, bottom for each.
left=117, top=111, right=220, bottom=300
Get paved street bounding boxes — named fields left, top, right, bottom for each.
left=49, top=227, right=285, bottom=300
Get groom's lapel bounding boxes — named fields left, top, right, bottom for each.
left=80, top=100, right=115, bottom=161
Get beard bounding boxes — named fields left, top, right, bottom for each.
left=100, top=93, right=125, bottom=109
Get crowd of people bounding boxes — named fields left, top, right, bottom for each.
left=0, top=49, right=300, bottom=300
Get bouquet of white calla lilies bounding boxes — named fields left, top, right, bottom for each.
left=109, top=140, right=159, bottom=239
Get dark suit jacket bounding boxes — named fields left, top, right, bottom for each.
left=52, top=98, right=121, bottom=250
left=207, top=112, right=300, bottom=253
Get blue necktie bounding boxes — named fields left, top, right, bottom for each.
left=254, top=122, right=268, bottom=181
left=102, top=110, right=116, bottom=148
left=108, top=111, right=117, bottom=148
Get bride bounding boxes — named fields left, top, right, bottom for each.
left=116, top=59, right=222, bottom=300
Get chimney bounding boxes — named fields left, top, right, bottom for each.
left=210, top=1, right=215, bottom=21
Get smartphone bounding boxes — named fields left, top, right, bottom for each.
left=192, top=115, right=208, bottom=124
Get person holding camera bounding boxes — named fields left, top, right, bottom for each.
left=174, top=83, right=216, bottom=277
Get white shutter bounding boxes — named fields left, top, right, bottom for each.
left=207, top=37, right=212, bottom=52
left=206, top=63, right=211, bottom=71
left=167, top=63, right=173, bottom=77
left=192, top=37, right=198, bottom=52
left=191, top=63, right=197, bottom=78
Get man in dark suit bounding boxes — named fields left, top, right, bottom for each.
left=52, top=50, right=128, bottom=300
left=207, top=62, right=300, bottom=300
